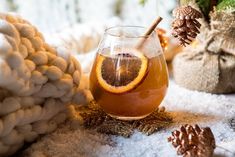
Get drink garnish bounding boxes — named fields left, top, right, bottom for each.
left=96, top=48, right=148, bottom=94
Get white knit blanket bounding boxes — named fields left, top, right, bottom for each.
left=23, top=79, right=235, bottom=157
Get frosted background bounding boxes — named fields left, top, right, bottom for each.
left=0, top=0, right=176, bottom=34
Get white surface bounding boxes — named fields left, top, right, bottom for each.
left=24, top=80, right=235, bottom=157
left=24, top=19, right=235, bottom=157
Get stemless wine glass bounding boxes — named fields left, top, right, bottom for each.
left=90, top=26, right=169, bottom=120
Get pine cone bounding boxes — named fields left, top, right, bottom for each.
left=172, top=6, right=202, bottom=46
left=229, top=118, right=235, bottom=131
left=168, top=124, right=216, bottom=157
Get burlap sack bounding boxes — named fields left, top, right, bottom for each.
left=173, top=11, right=235, bottom=93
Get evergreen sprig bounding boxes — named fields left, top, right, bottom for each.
left=196, top=0, right=211, bottom=19
left=217, top=0, right=235, bottom=11
left=139, top=0, right=148, bottom=6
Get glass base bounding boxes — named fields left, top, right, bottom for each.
left=108, top=113, right=151, bottom=121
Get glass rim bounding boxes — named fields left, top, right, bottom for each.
left=104, top=25, right=157, bottom=39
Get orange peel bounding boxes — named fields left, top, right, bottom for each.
left=96, top=49, right=148, bottom=94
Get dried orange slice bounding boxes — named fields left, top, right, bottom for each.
left=96, top=48, right=148, bottom=94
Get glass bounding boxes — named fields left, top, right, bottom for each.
left=90, top=26, right=169, bottom=120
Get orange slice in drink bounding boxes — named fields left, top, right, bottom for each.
left=96, top=48, right=148, bottom=94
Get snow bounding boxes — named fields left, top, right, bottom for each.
left=23, top=78, right=235, bottom=157
left=21, top=48, right=235, bottom=157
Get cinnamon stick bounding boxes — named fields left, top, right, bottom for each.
left=136, top=16, right=163, bottom=50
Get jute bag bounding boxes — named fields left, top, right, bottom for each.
left=173, top=11, right=235, bottom=93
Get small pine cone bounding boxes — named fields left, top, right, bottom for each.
left=168, top=124, right=215, bottom=157
left=171, top=5, right=202, bottom=46
left=173, top=6, right=202, bottom=20
left=229, top=118, right=235, bottom=131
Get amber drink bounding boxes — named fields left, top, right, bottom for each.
left=90, top=26, right=169, bottom=120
